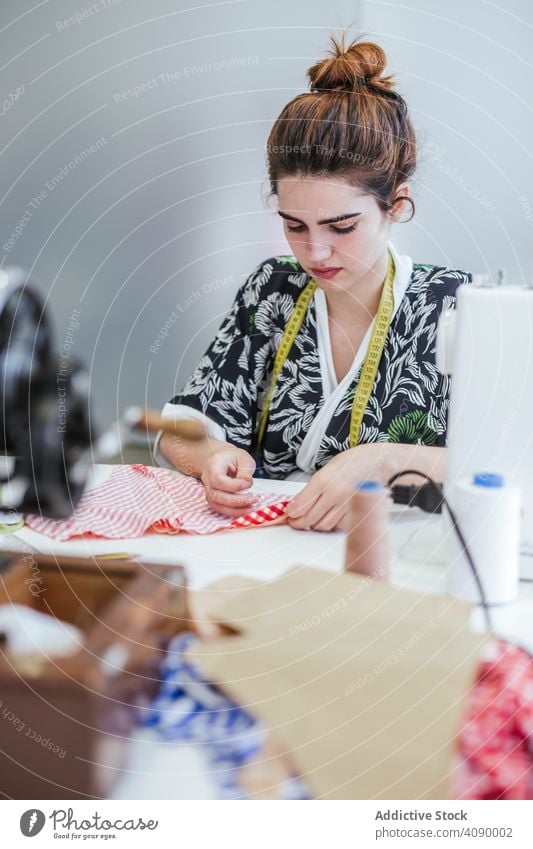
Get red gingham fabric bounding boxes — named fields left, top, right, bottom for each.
left=455, top=640, right=533, bottom=799
left=26, top=464, right=290, bottom=540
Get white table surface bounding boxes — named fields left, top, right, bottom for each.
left=3, top=464, right=532, bottom=799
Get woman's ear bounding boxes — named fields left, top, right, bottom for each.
left=389, top=184, right=412, bottom=222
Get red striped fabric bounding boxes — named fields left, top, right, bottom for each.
left=26, top=464, right=290, bottom=540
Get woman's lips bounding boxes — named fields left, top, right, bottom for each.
left=310, top=267, right=342, bottom=280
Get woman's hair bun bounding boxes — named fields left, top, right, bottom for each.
left=307, top=36, right=395, bottom=94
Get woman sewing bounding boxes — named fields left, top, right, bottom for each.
left=158, top=37, right=470, bottom=531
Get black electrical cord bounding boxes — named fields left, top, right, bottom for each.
left=390, top=481, right=444, bottom=513
left=387, top=469, right=493, bottom=633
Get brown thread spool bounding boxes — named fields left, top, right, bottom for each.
left=344, top=481, right=390, bottom=580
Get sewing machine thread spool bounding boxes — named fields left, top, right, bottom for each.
left=446, top=472, right=520, bottom=605
left=344, top=481, right=390, bottom=581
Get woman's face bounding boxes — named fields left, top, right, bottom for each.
left=276, top=175, right=400, bottom=293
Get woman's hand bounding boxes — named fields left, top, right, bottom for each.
left=285, top=444, right=383, bottom=532
left=201, top=447, right=258, bottom=517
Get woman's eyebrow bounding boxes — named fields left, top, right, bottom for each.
left=278, top=211, right=362, bottom=225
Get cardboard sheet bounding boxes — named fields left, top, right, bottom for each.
left=189, top=566, right=487, bottom=799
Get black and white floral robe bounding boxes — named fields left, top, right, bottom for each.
left=162, top=244, right=471, bottom=479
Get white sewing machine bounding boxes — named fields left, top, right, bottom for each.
left=438, top=282, right=533, bottom=579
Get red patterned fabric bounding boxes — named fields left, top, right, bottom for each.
left=456, top=640, right=533, bottom=799
left=26, top=464, right=290, bottom=540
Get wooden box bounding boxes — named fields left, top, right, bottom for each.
left=0, top=553, right=188, bottom=799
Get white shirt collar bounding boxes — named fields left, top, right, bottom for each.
left=296, top=243, right=413, bottom=471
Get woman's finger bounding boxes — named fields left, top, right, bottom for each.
left=312, top=506, right=349, bottom=533
left=285, top=485, right=320, bottom=519
left=286, top=494, right=327, bottom=529
left=208, top=469, right=253, bottom=493
left=208, top=456, right=254, bottom=492
left=235, top=453, right=256, bottom=481
left=206, top=487, right=258, bottom=516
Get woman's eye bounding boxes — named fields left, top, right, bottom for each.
left=285, top=222, right=358, bottom=234
left=330, top=223, right=357, bottom=234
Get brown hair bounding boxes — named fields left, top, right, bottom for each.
left=266, top=35, right=416, bottom=220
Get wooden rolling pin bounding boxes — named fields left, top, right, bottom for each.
left=90, top=407, right=208, bottom=464
left=124, top=407, right=207, bottom=441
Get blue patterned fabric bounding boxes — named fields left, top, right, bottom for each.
left=143, top=632, right=308, bottom=799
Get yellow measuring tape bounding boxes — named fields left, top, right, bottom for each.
left=257, top=251, right=396, bottom=450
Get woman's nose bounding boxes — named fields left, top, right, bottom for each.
left=306, top=238, right=333, bottom=263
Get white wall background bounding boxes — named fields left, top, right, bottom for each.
left=0, top=0, right=531, bottom=429
left=360, top=0, right=533, bottom=281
